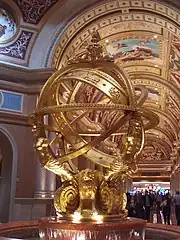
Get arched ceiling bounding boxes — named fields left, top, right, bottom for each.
left=0, top=0, right=179, bottom=178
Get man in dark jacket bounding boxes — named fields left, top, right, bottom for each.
left=143, top=191, right=153, bottom=222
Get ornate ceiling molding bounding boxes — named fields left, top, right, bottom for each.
left=145, top=106, right=179, bottom=139
left=147, top=128, right=172, bottom=150
left=13, top=0, right=59, bottom=24
left=0, top=62, right=54, bottom=84
left=154, top=126, right=175, bottom=143
left=51, top=0, right=180, bottom=68
left=145, top=134, right=172, bottom=157
left=131, top=73, right=180, bottom=100
left=0, top=111, right=29, bottom=126
left=0, top=31, right=33, bottom=59
left=28, top=0, right=100, bottom=68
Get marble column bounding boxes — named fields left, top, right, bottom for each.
left=34, top=161, right=50, bottom=198
left=46, top=130, right=57, bottom=197
left=34, top=116, right=56, bottom=198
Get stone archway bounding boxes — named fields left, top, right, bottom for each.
left=0, top=128, right=17, bottom=223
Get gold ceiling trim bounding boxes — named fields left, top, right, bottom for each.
left=146, top=129, right=173, bottom=150
left=145, top=106, right=179, bottom=139
left=52, top=0, right=180, bottom=68
left=153, top=126, right=175, bottom=144
left=145, top=136, right=172, bottom=158
left=130, top=73, right=180, bottom=100
left=155, top=124, right=176, bottom=143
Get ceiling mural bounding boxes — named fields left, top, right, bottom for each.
left=0, top=8, right=17, bottom=43
left=106, top=38, right=160, bottom=64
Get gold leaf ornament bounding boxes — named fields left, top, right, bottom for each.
left=54, top=180, right=79, bottom=214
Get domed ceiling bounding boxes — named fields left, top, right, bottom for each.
left=0, top=0, right=179, bottom=180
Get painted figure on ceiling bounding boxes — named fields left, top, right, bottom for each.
left=107, top=38, right=159, bottom=63
left=0, top=24, right=7, bottom=38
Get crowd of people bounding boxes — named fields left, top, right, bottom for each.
left=126, top=190, right=180, bottom=225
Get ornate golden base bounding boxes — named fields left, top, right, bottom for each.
left=54, top=169, right=128, bottom=217
left=55, top=212, right=128, bottom=224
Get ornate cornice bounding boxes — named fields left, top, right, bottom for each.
left=0, top=80, right=41, bottom=95
left=0, top=62, right=54, bottom=84
left=133, top=176, right=170, bottom=180
left=146, top=133, right=172, bottom=150
left=0, top=112, right=29, bottom=126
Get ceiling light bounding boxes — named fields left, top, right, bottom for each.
left=153, top=35, right=158, bottom=39
left=155, top=64, right=158, bottom=67
left=105, top=39, right=109, bottom=43
left=156, top=102, right=158, bottom=105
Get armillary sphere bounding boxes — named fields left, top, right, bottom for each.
left=29, top=31, right=159, bottom=217
left=29, top=31, right=159, bottom=176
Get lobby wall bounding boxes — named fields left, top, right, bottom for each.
left=0, top=93, right=38, bottom=198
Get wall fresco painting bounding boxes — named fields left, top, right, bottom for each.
left=147, top=89, right=160, bottom=102
left=0, top=8, right=16, bottom=43
left=135, top=88, right=159, bottom=103
left=106, top=38, right=160, bottom=64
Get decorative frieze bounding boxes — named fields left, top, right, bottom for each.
left=0, top=31, right=33, bottom=59
left=13, top=0, right=58, bottom=24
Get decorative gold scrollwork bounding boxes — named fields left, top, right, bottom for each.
left=54, top=180, right=79, bottom=214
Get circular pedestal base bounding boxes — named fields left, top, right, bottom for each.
left=39, top=216, right=146, bottom=240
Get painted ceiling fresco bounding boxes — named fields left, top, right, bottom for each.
left=0, top=8, right=16, bottom=43
left=106, top=38, right=160, bottom=64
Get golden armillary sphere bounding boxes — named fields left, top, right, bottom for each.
left=29, top=31, right=159, bottom=221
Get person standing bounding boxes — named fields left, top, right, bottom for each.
left=143, top=191, right=153, bottom=222
left=156, top=191, right=163, bottom=223
left=174, top=191, right=180, bottom=225
left=135, top=192, right=144, bottom=219
left=161, top=193, right=171, bottom=225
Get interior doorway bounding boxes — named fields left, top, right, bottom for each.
left=0, top=128, right=17, bottom=223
